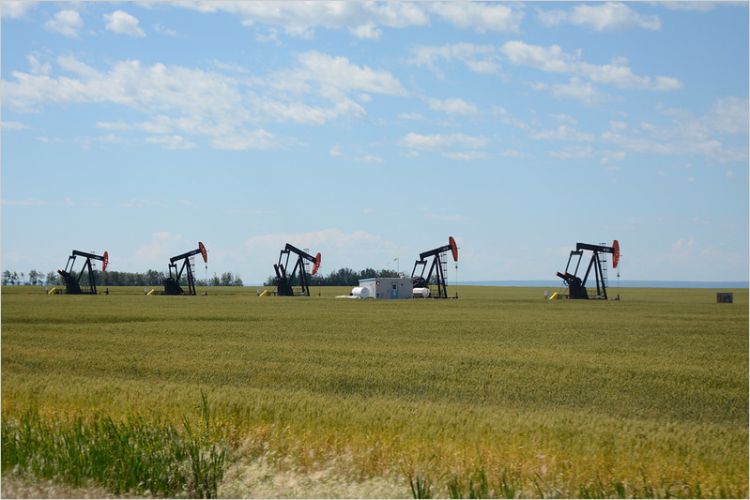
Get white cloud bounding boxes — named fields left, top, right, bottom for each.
left=401, top=132, right=487, bottom=151
left=255, top=28, right=280, bottom=44
left=357, top=154, right=384, bottom=164
left=252, top=97, right=365, bottom=125
left=1, top=198, right=47, bottom=206
left=491, top=106, right=528, bottom=129
left=294, top=51, right=406, bottom=96
left=44, top=10, right=83, bottom=38
left=428, top=97, right=479, bottom=116
left=119, top=198, right=166, bottom=209
left=430, top=2, right=523, bottom=33
left=1, top=120, right=28, bottom=131
left=443, top=151, right=488, bottom=161
left=135, top=231, right=184, bottom=264
left=709, top=97, right=749, bottom=135
left=547, top=146, right=626, bottom=166
left=4, top=50, right=407, bottom=149
left=97, top=115, right=174, bottom=134
left=262, top=228, right=389, bottom=249
left=35, top=136, right=62, bottom=144
left=27, top=55, right=51, bottom=75
left=146, top=135, right=195, bottom=150
left=538, top=3, right=661, bottom=31
left=501, top=41, right=576, bottom=73
left=350, top=23, right=381, bottom=40
left=501, top=41, right=682, bottom=95
left=175, top=2, right=429, bottom=38
left=154, top=23, right=178, bottom=37
left=104, top=10, right=146, bottom=37
left=210, top=130, right=277, bottom=151
left=170, top=2, right=523, bottom=39
left=579, top=60, right=681, bottom=90
left=251, top=51, right=405, bottom=125
left=57, top=54, right=99, bottom=78
left=600, top=150, right=626, bottom=165
left=657, top=2, right=717, bottom=12
left=531, top=125, right=594, bottom=142
left=398, top=112, right=423, bottom=121
left=1, top=0, right=39, bottom=18
left=500, top=149, right=532, bottom=159
left=408, top=43, right=501, bottom=77
left=532, top=78, right=602, bottom=104
left=548, top=146, right=594, bottom=160
left=600, top=101, right=748, bottom=163
left=329, top=144, right=343, bottom=157
left=4, top=57, right=246, bottom=131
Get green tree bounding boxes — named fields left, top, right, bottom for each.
left=28, top=269, right=42, bottom=286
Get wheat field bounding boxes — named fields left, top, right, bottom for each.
left=1, top=285, right=747, bottom=497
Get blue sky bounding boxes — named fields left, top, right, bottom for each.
left=2, top=1, right=748, bottom=284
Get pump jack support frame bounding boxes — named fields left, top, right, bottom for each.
left=556, top=243, right=615, bottom=300
left=58, top=250, right=108, bottom=295
left=411, top=242, right=454, bottom=299
left=163, top=243, right=206, bottom=295
left=274, top=243, right=318, bottom=297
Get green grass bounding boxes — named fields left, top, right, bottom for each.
left=1, top=285, right=747, bottom=497
left=2, top=399, right=226, bottom=498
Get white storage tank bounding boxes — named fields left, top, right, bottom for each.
left=357, top=277, right=413, bottom=299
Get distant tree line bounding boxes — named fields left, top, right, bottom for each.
left=2, top=270, right=243, bottom=287
left=264, top=267, right=400, bottom=287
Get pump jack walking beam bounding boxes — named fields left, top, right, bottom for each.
left=274, top=243, right=321, bottom=297
left=163, top=242, right=207, bottom=295
left=58, top=250, right=109, bottom=294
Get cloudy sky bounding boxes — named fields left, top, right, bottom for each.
left=2, top=1, right=748, bottom=284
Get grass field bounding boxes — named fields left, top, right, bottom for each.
left=1, top=285, right=747, bottom=498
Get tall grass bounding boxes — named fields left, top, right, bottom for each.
left=1, top=395, right=226, bottom=497
left=423, top=466, right=731, bottom=499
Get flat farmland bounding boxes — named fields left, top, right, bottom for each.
left=1, top=285, right=747, bottom=498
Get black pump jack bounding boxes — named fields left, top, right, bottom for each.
left=163, top=242, right=207, bottom=295
left=58, top=250, right=109, bottom=294
left=556, top=241, right=619, bottom=300
left=274, top=243, right=321, bottom=297
left=411, top=236, right=458, bottom=299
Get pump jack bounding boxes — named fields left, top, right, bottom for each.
left=556, top=240, right=620, bottom=299
left=58, top=250, right=109, bottom=294
left=411, top=236, right=459, bottom=299
left=163, top=242, right=207, bottom=295
left=274, top=243, right=321, bottom=296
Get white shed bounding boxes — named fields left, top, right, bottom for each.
left=357, top=277, right=413, bottom=299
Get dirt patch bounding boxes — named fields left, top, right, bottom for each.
left=219, top=456, right=406, bottom=498
left=1, top=474, right=136, bottom=499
